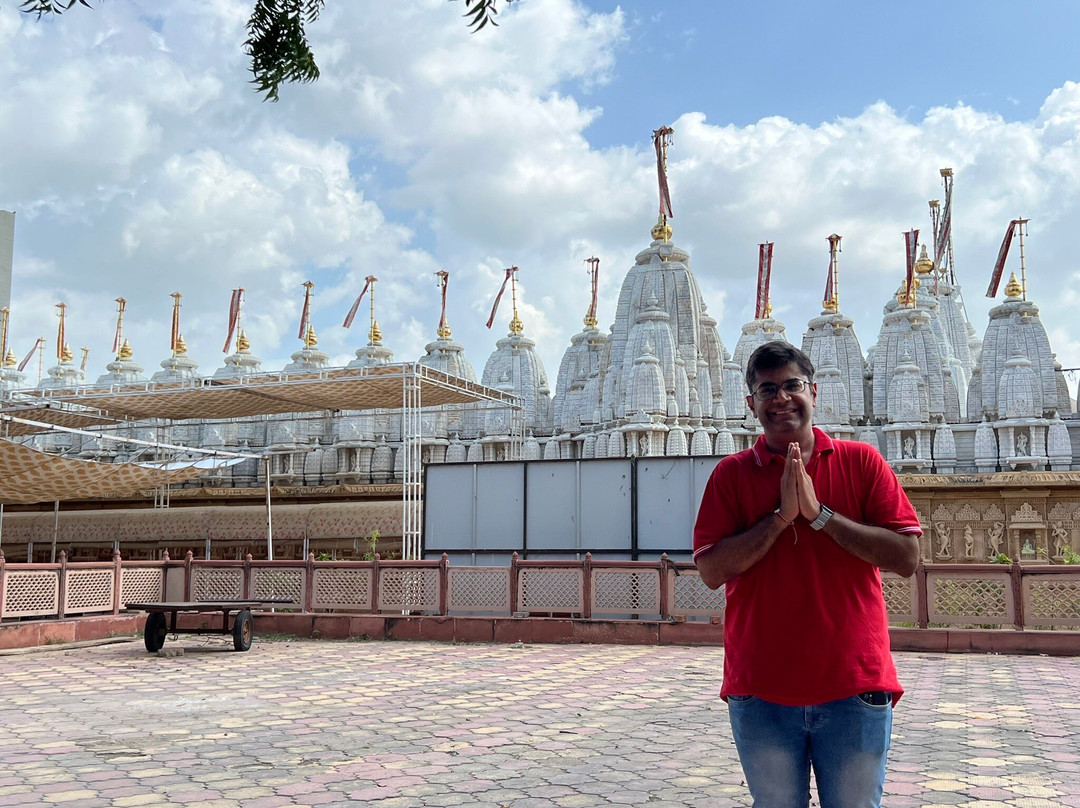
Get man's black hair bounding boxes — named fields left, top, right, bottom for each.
left=745, top=342, right=816, bottom=391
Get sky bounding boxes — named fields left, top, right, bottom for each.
left=3, top=0, right=1080, bottom=399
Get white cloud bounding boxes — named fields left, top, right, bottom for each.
left=2, top=0, right=1080, bottom=399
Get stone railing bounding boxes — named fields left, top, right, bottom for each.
left=2, top=551, right=1078, bottom=632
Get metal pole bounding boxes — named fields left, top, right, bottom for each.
left=264, top=456, right=274, bottom=561
left=51, top=500, right=59, bottom=563
left=0, top=502, right=4, bottom=553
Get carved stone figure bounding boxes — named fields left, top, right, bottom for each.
left=903, top=436, right=915, bottom=458
left=986, top=521, right=1004, bottom=557
left=1052, top=522, right=1070, bottom=557
left=935, top=522, right=951, bottom=558
left=964, top=524, right=975, bottom=558
left=1016, top=432, right=1028, bottom=456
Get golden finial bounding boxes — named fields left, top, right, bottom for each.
left=304, top=323, right=318, bottom=348
left=175, top=334, right=187, bottom=355
left=61, top=343, right=74, bottom=362
left=437, top=321, right=451, bottom=339
left=118, top=338, right=133, bottom=360
left=822, top=298, right=839, bottom=313
left=237, top=330, right=251, bottom=352
left=3, top=348, right=16, bottom=367
left=369, top=320, right=383, bottom=345
left=1004, top=271, right=1023, bottom=299
left=764, top=302, right=773, bottom=318
left=914, top=244, right=934, bottom=275
left=651, top=213, right=672, bottom=243
left=896, top=276, right=922, bottom=306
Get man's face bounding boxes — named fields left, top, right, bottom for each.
left=745, top=362, right=817, bottom=435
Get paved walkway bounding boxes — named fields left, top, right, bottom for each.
left=1, top=637, right=1077, bottom=807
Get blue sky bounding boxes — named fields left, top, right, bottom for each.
left=582, top=1, right=1080, bottom=137
left=2, top=0, right=1080, bottom=393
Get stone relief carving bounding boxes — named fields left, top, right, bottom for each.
left=934, top=522, right=951, bottom=558
left=986, top=521, right=1004, bottom=557
left=1016, top=432, right=1029, bottom=456
left=1048, top=502, right=1075, bottom=522
left=931, top=504, right=953, bottom=524
left=955, top=503, right=982, bottom=522
left=1052, top=522, right=1071, bottom=558
left=1011, top=502, right=1042, bottom=524
left=983, top=504, right=1006, bottom=522
left=963, top=524, right=975, bottom=558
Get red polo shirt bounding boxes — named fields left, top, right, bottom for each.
left=693, top=428, right=921, bottom=706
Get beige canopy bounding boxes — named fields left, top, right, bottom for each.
left=21, top=364, right=517, bottom=422
left=0, top=438, right=234, bottom=505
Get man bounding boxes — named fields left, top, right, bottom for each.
left=693, top=342, right=921, bottom=808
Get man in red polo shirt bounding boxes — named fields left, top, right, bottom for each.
left=694, top=342, right=921, bottom=808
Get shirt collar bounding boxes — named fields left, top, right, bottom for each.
left=751, top=427, right=835, bottom=467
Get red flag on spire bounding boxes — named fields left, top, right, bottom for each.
left=222, top=288, right=242, bottom=353
left=653, top=126, right=674, bottom=219
left=755, top=242, right=774, bottom=319
left=904, top=229, right=920, bottom=305
left=342, top=276, right=376, bottom=329
left=435, top=270, right=449, bottom=333
left=485, top=267, right=515, bottom=329
left=986, top=219, right=1024, bottom=298
left=297, top=282, right=314, bottom=340
left=18, top=338, right=43, bottom=372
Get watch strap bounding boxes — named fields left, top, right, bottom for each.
left=810, top=505, right=834, bottom=530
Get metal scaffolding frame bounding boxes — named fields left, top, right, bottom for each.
left=4, top=362, right=523, bottom=562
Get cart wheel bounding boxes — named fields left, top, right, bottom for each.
left=144, top=612, right=168, bottom=653
left=232, top=610, right=254, bottom=652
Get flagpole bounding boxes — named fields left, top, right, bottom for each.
left=1017, top=219, right=1029, bottom=301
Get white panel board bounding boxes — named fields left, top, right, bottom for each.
left=636, top=457, right=719, bottom=553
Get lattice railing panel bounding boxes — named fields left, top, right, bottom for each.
left=1024, top=576, right=1080, bottom=628
left=519, top=569, right=583, bottom=613
left=670, top=572, right=725, bottom=617
left=252, top=568, right=304, bottom=606
left=928, top=574, right=1012, bottom=626
left=312, top=568, right=372, bottom=611
left=378, top=568, right=439, bottom=612
left=447, top=568, right=509, bottom=613
left=882, top=573, right=917, bottom=623
left=65, top=569, right=114, bottom=614
left=121, top=568, right=164, bottom=605
left=2, top=570, right=59, bottom=618
left=191, top=567, right=243, bottom=601
left=592, top=569, right=660, bottom=616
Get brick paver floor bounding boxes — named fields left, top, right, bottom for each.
left=1, top=637, right=1077, bottom=807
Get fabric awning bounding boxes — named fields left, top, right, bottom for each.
left=0, top=439, right=235, bottom=505
left=20, top=364, right=518, bottom=422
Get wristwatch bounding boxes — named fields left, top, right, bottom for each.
left=809, top=505, right=834, bottom=531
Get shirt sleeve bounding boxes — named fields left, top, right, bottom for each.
left=857, top=444, right=922, bottom=535
left=692, top=457, right=743, bottom=560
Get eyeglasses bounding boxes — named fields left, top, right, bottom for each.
left=750, top=378, right=811, bottom=401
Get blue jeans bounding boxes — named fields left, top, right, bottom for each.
left=727, top=694, right=892, bottom=808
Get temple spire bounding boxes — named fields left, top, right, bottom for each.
left=584, top=257, right=599, bottom=328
